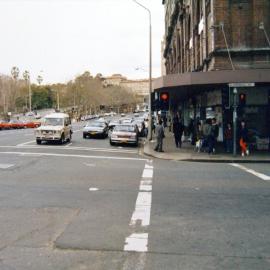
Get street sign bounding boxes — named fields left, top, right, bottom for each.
left=228, top=83, right=255, bottom=88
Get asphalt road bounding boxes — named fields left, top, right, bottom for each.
left=0, top=121, right=270, bottom=270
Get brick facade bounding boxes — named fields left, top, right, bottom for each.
left=163, top=0, right=270, bottom=74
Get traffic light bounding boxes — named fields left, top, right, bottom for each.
left=160, top=92, right=169, bottom=102
left=239, top=93, right=246, bottom=106
left=160, top=92, right=169, bottom=111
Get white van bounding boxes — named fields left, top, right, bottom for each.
left=35, top=113, right=72, bottom=144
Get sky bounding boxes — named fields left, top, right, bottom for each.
left=0, top=0, right=165, bottom=84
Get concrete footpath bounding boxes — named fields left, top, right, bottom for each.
left=143, top=129, right=270, bottom=163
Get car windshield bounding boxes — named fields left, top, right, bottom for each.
left=114, top=125, right=135, bottom=132
left=87, top=122, right=104, bottom=127
left=43, top=118, right=64, bottom=126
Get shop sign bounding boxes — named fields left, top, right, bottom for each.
left=229, top=83, right=255, bottom=88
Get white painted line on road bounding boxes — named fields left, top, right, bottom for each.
left=89, top=187, right=99, bottom=191
left=0, top=145, right=137, bottom=154
left=65, top=143, right=72, bottom=147
left=0, top=151, right=147, bottom=162
left=124, top=233, right=148, bottom=252
left=16, top=140, right=36, bottom=147
left=231, top=163, right=270, bottom=181
left=142, top=169, right=153, bottom=179
left=139, top=185, right=152, bottom=191
left=124, top=160, right=153, bottom=254
left=84, top=163, right=96, bottom=167
left=0, top=163, right=14, bottom=169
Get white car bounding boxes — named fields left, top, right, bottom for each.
left=35, top=113, right=72, bottom=144
left=110, top=124, right=139, bottom=146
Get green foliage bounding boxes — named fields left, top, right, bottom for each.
left=31, top=86, right=53, bottom=110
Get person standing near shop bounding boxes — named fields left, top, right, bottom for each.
left=239, top=120, right=249, bottom=157
left=208, top=118, right=219, bottom=154
left=173, top=114, right=183, bottom=148
left=154, top=119, right=165, bottom=152
left=224, top=123, right=233, bottom=153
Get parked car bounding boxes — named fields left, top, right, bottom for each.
left=9, top=120, right=25, bottom=129
left=110, top=124, right=139, bottom=146
left=0, top=120, right=9, bottom=130
left=83, top=121, right=109, bottom=139
left=35, top=113, right=72, bottom=144
left=23, top=120, right=41, bottom=129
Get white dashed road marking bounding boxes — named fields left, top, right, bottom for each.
left=0, top=164, right=14, bottom=169
left=124, top=160, right=153, bottom=253
left=231, top=163, right=270, bottom=181
left=0, top=151, right=147, bottom=162
left=16, top=140, right=36, bottom=147
left=89, top=187, right=99, bottom=191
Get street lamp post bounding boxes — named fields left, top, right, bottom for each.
left=233, top=88, right=238, bottom=156
left=132, top=0, right=152, bottom=141
left=23, top=71, right=32, bottom=112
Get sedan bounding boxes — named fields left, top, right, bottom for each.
left=83, top=121, right=109, bottom=139
left=110, top=124, right=138, bottom=146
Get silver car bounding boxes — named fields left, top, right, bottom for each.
left=110, top=124, right=138, bottom=146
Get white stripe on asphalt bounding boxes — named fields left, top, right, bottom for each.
left=0, top=145, right=137, bottom=154
left=16, top=140, right=36, bottom=146
left=142, top=169, right=153, bottom=179
left=124, top=160, right=153, bottom=253
left=0, top=163, right=14, bottom=169
left=231, top=163, right=270, bottom=181
left=124, top=233, right=148, bottom=252
left=0, top=151, right=147, bottom=162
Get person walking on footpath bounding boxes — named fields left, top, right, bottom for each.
left=239, top=120, right=249, bottom=157
left=224, top=123, right=233, bottom=153
left=154, top=119, right=165, bottom=152
left=172, top=114, right=183, bottom=148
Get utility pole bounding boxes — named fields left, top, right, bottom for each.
left=132, top=0, right=152, bottom=141
left=233, top=88, right=238, bottom=156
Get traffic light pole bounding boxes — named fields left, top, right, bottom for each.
left=233, top=88, right=238, bottom=156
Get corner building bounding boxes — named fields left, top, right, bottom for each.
left=154, top=0, right=270, bottom=149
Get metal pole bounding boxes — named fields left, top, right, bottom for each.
left=132, top=0, right=152, bottom=141
left=29, top=78, right=32, bottom=112
left=57, top=91, right=60, bottom=110
left=233, top=88, right=238, bottom=156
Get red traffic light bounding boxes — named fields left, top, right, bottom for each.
left=160, top=92, right=169, bottom=101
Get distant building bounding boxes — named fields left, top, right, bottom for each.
left=153, top=0, right=270, bottom=150
left=103, top=74, right=149, bottom=103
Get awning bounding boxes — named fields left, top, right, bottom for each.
left=153, top=69, right=270, bottom=91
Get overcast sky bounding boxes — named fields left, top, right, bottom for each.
left=0, top=0, right=164, bottom=84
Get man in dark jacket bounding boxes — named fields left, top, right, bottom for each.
left=208, top=118, right=219, bottom=154
left=173, top=114, right=184, bottom=148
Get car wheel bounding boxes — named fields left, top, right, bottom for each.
left=110, top=140, right=115, bottom=146
left=36, top=139, right=41, bottom=145
left=83, top=133, right=87, bottom=139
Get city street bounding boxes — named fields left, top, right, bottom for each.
left=0, top=123, right=270, bottom=270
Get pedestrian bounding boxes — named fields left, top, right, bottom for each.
left=173, top=114, right=183, bottom=148
left=195, top=122, right=203, bottom=152
left=239, top=120, right=249, bottom=157
left=154, top=119, right=165, bottom=152
left=224, top=123, right=233, bottom=153
left=144, top=119, right=149, bottom=138
left=208, top=118, right=219, bottom=154
left=202, top=119, right=211, bottom=152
